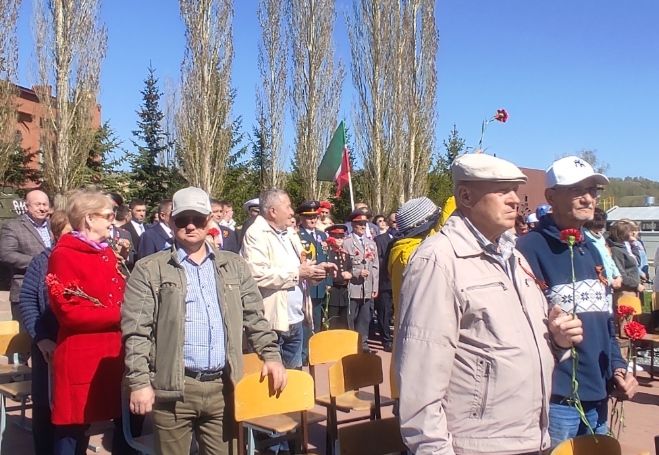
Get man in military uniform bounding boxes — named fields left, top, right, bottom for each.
left=325, top=224, right=353, bottom=329
left=344, top=209, right=379, bottom=352
left=296, top=200, right=331, bottom=363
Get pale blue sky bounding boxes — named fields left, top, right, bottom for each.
left=15, top=1, right=659, bottom=180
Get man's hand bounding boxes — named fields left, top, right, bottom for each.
left=548, top=305, right=584, bottom=348
left=37, top=339, right=56, bottom=363
left=261, top=361, right=288, bottom=392
left=637, top=283, right=645, bottom=293
left=130, top=386, right=155, bottom=415
left=372, top=291, right=378, bottom=299
left=611, top=276, right=622, bottom=289
left=317, top=262, right=338, bottom=278
left=341, top=271, right=352, bottom=281
left=612, top=369, right=638, bottom=400
left=360, top=269, right=369, bottom=278
left=300, top=262, right=328, bottom=281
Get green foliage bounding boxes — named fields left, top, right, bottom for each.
left=604, top=177, right=659, bottom=206
left=428, top=124, right=464, bottom=208
left=78, top=121, right=130, bottom=193
left=218, top=118, right=255, bottom=225
left=0, top=143, right=42, bottom=190
left=128, top=64, right=184, bottom=206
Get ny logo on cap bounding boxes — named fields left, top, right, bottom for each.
left=574, top=159, right=586, bottom=167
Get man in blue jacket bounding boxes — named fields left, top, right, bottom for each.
left=297, top=200, right=331, bottom=364
left=137, top=199, right=174, bottom=260
left=516, top=156, right=638, bottom=446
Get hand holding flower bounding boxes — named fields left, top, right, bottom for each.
left=548, top=305, right=584, bottom=348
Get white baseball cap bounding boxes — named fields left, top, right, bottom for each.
left=545, top=156, right=609, bottom=188
left=526, top=213, right=539, bottom=224
left=172, top=187, right=212, bottom=217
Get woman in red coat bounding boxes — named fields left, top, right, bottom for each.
left=47, top=189, right=127, bottom=454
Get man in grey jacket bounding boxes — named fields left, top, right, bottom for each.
left=122, top=186, right=286, bottom=455
left=0, top=189, right=53, bottom=331
left=395, top=153, right=583, bottom=455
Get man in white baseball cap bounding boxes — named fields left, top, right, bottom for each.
left=517, top=156, right=637, bottom=447
left=396, top=153, right=583, bottom=455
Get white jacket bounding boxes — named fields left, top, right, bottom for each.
left=240, top=216, right=312, bottom=332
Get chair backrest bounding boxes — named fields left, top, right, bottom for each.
left=337, top=417, right=407, bottom=455
left=242, top=353, right=264, bottom=376
left=308, top=329, right=360, bottom=366
left=234, top=370, right=315, bottom=422
left=328, top=352, right=383, bottom=397
left=0, top=321, right=31, bottom=358
left=550, top=434, right=621, bottom=455
left=618, top=293, right=643, bottom=315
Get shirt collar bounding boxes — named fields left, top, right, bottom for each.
left=460, top=213, right=516, bottom=265
left=176, top=242, right=215, bottom=265
left=27, top=214, right=48, bottom=228
left=159, top=221, right=173, bottom=237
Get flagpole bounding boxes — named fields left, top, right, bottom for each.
left=347, top=166, right=355, bottom=211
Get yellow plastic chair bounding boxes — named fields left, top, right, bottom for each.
left=0, top=320, right=33, bottom=448
left=618, top=293, right=643, bottom=315
left=325, top=352, right=388, bottom=455
left=240, top=353, right=323, bottom=455
left=550, top=434, right=621, bottom=455
left=235, top=370, right=316, bottom=454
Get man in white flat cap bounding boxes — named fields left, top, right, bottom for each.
left=516, top=156, right=637, bottom=447
left=396, top=153, right=584, bottom=455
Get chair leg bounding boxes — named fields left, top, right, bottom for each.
left=246, top=427, right=255, bottom=455
left=0, top=395, right=6, bottom=449
left=237, top=423, right=245, bottom=455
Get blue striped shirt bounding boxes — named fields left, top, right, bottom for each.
left=177, top=245, right=226, bottom=372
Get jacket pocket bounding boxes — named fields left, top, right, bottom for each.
left=469, top=358, right=491, bottom=419
left=465, top=281, right=507, bottom=292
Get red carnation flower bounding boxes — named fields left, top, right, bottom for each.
left=208, top=228, right=220, bottom=238
left=494, top=109, right=509, bottom=123
left=45, top=273, right=65, bottom=297
left=624, top=321, right=647, bottom=341
left=616, top=305, right=636, bottom=319
left=559, top=228, right=582, bottom=246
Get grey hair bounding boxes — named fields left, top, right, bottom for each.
left=259, top=188, right=288, bottom=215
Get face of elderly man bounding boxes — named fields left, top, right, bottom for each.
left=25, top=190, right=50, bottom=223
left=545, top=176, right=601, bottom=228
left=457, top=181, right=521, bottom=240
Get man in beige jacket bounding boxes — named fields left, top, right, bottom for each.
left=395, top=153, right=584, bottom=455
left=241, top=188, right=333, bottom=368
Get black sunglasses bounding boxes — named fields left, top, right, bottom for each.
left=173, top=214, right=208, bottom=229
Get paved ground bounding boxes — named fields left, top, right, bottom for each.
left=0, top=289, right=657, bottom=454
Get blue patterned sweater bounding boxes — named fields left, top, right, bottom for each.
left=516, top=215, right=626, bottom=402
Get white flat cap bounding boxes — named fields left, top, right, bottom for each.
left=452, top=153, right=527, bottom=185
left=243, top=198, right=260, bottom=212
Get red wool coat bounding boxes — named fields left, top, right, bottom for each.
left=47, top=233, right=125, bottom=425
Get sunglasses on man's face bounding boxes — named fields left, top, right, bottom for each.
left=173, top=215, right=208, bottom=229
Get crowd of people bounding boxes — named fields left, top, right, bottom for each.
left=0, top=152, right=654, bottom=455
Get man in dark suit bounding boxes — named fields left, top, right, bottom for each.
left=137, top=199, right=174, bottom=260
left=374, top=212, right=397, bottom=352
left=121, top=198, right=148, bottom=254
left=297, top=200, right=331, bottom=364
left=210, top=198, right=240, bottom=253
left=0, top=189, right=53, bottom=331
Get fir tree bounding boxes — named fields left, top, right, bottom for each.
left=129, top=64, right=182, bottom=206
left=428, top=124, right=465, bottom=207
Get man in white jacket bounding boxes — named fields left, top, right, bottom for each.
left=240, top=188, right=333, bottom=368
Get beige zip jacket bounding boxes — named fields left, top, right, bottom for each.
left=240, top=215, right=313, bottom=332
left=395, top=215, right=555, bottom=455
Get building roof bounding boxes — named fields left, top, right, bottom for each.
left=606, top=206, right=659, bottom=221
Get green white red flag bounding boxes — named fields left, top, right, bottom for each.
left=317, top=121, right=351, bottom=197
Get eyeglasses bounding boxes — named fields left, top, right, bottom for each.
left=173, top=214, right=208, bottom=229
left=93, top=212, right=115, bottom=222
left=565, top=186, right=603, bottom=199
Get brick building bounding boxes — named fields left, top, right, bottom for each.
left=518, top=167, right=546, bottom=216
left=13, top=83, right=101, bottom=188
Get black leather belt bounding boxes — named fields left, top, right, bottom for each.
left=184, top=367, right=223, bottom=382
